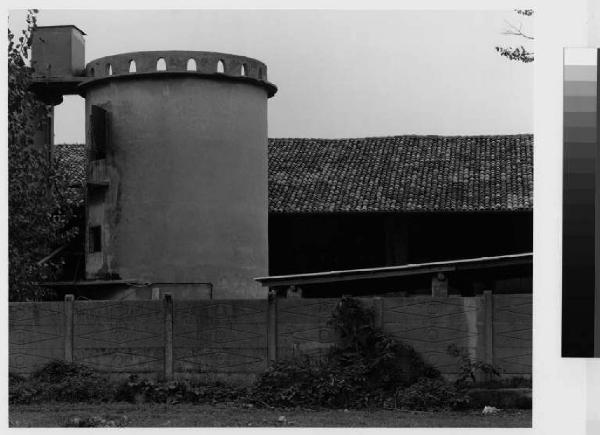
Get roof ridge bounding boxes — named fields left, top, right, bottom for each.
left=268, top=133, right=533, bottom=141
left=55, top=133, right=534, bottom=148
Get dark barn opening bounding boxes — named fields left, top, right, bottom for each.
left=269, top=211, right=532, bottom=275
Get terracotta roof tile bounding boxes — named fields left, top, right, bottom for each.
left=55, top=143, right=86, bottom=187
left=268, top=135, right=533, bottom=213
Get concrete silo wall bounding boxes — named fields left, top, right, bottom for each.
left=84, top=72, right=269, bottom=298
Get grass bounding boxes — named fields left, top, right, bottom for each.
left=10, top=403, right=531, bottom=428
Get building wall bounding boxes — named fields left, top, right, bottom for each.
left=83, top=76, right=269, bottom=298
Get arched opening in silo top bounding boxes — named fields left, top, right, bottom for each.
left=129, top=60, right=136, bottom=73
left=217, top=60, right=225, bottom=73
left=258, top=67, right=264, bottom=80
left=156, top=58, right=167, bottom=71
left=106, top=63, right=113, bottom=76
left=186, top=58, right=197, bottom=71
left=240, top=64, right=247, bottom=76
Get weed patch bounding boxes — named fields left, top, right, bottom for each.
left=10, top=361, right=115, bottom=404
left=250, top=296, right=465, bottom=410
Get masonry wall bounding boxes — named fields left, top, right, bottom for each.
left=9, top=294, right=532, bottom=381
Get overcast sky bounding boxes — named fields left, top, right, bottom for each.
left=9, top=9, right=534, bottom=143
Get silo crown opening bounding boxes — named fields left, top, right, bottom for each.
left=186, top=58, right=197, bottom=71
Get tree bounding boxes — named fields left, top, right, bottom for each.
left=495, top=9, right=534, bottom=63
left=8, top=10, right=80, bottom=301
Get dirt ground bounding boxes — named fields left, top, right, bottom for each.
left=10, top=403, right=532, bottom=428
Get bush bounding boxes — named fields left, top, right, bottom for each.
left=250, top=356, right=380, bottom=409
left=446, top=344, right=502, bottom=386
left=251, top=297, right=444, bottom=409
left=10, top=363, right=247, bottom=405
left=31, top=360, right=94, bottom=383
left=396, top=378, right=470, bottom=411
left=114, top=375, right=246, bottom=404
left=10, top=361, right=115, bottom=404
left=9, top=373, right=38, bottom=405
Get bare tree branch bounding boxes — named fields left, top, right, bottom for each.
left=496, top=10, right=534, bottom=63
left=502, top=20, right=534, bottom=40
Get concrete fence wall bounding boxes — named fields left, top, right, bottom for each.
left=9, top=293, right=531, bottom=380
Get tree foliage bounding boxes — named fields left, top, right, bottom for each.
left=8, top=10, right=80, bottom=301
left=495, top=9, right=534, bottom=63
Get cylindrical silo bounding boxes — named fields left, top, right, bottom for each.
left=78, top=51, right=277, bottom=298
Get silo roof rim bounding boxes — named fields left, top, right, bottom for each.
left=77, top=70, right=278, bottom=98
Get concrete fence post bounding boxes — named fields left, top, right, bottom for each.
left=483, top=290, right=494, bottom=373
left=64, top=294, right=74, bottom=363
left=373, top=297, right=384, bottom=329
left=431, top=273, right=448, bottom=297
left=163, top=293, right=174, bottom=380
left=267, top=290, right=278, bottom=363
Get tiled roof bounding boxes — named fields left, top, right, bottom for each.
left=55, top=134, right=533, bottom=213
left=54, top=143, right=86, bottom=188
left=268, top=135, right=533, bottom=213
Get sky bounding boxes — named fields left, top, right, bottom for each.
left=9, top=9, right=534, bottom=143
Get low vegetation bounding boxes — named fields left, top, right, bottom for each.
left=250, top=296, right=466, bottom=410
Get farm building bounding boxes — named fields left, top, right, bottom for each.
left=51, top=133, right=533, bottom=300
left=30, top=25, right=533, bottom=300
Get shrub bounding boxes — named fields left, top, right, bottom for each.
left=9, top=373, right=38, bottom=405
left=446, top=344, right=502, bottom=387
left=250, top=356, right=380, bottom=409
left=10, top=361, right=115, bottom=404
left=396, top=378, right=470, bottom=411
left=114, top=375, right=246, bottom=404
left=251, top=296, right=445, bottom=409
left=31, top=360, right=94, bottom=383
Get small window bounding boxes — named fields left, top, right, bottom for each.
left=129, top=60, right=136, bottom=73
left=186, top=58, right=197, bottom=71
left=157, top=58, right=167, bottom=71
left=217, top=60, right=225, bottom=73
left=89, top=226, right=102, bottom=253
left=240, top=64, right=247, bottom=76
left=90, top=105, right=108, bottom=160
left=258, top=67, right=264, bottom=80
left=106, top=63, right=112, bottom=76
left=90, top=67, right=95, bottom=77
